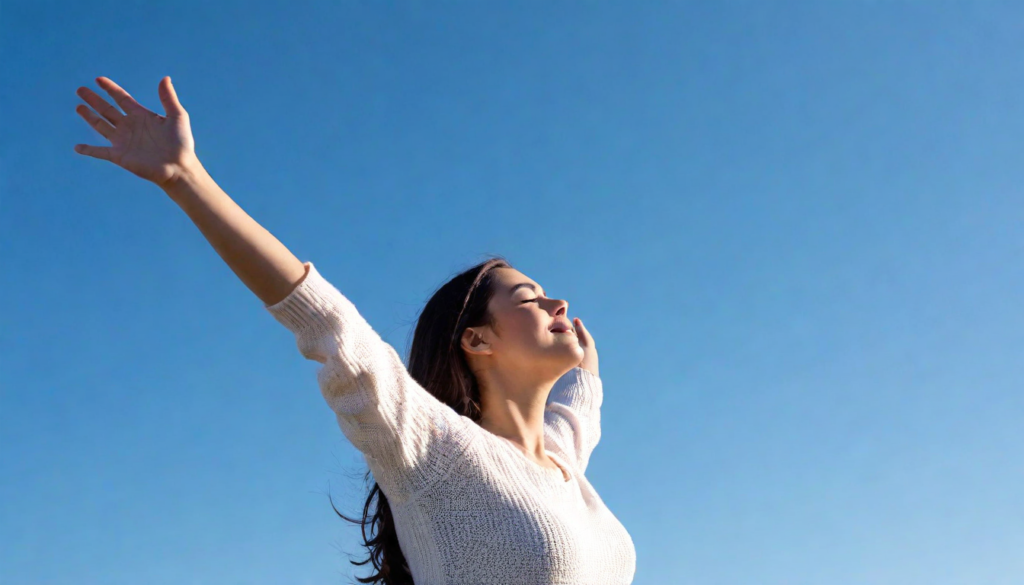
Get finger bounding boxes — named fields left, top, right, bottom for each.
left=158, top=76, right=186, bottom=118
left=76, top=86, right=125, bottom=125
left=574, top=318, right=592, bottom=346
left=96, top=76, right=150, bottom=116
left=73, top=143, right=113, bottom=162
left=75, top=103, right=115, bottom=140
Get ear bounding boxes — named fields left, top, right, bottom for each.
left=460, top=326, right=493, bottom=356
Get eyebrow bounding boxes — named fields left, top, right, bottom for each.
left=510, top=283, right=546, bottom=297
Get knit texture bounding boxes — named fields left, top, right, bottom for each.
left=265, top=261, right=636, bottom=585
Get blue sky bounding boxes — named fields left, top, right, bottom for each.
left=3, top=2, right=1023, bottom=584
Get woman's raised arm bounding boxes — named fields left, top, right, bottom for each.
left=74, top=76, right=306, bottom=305
left=75, top=76, right=477, bottom=504
left=163, top=161, right=307, bottom=306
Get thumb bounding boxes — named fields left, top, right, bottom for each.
left=159, top=76, right=186, bottom=118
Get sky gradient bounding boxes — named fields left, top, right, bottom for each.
left=2, top=2, right=1023, bottom=584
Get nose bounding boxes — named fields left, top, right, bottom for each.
left=550, top=298, right=568, bottom=316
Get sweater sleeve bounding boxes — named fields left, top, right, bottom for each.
left=543, top=367, right=604, bottom=474
left=265, top=261, right=475, bottom=505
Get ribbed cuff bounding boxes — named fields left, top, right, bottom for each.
left=264, top=261, right=350, bottom=333
left=548, top=366, right=603, bottom=411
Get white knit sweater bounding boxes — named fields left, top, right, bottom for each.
left=265, top=261, right=637, bottom=584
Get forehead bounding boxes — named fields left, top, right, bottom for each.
left=492, top=267, right=543, bottom=293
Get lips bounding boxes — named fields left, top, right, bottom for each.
left=549, top=320, right=575, bottom=334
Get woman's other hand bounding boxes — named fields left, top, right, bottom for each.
left=74, top=76, right=198, bottom=189
left=573, top=317, right=598, bottom=377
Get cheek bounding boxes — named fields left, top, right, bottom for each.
left=498, top=312, right=547, bottom=350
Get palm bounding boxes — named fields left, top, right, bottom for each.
left=107, top=110, right=193, bottom=184
left=74, top=76, right=196, bottom=188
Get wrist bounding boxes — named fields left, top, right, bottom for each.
left=161, top=156, right=209, bottom=203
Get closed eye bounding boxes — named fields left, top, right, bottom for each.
left=520, top=298, right=539, bottom=304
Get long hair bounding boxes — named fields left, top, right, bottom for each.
left=331, top=255, right=513, bottom=584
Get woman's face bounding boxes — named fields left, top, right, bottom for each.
left=462, top=267, right=584, bottom=375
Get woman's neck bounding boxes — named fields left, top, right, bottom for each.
left=476, top=370, right=556, bottom=461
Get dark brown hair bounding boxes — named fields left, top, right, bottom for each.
left=331, top=255, right=513, bottom=584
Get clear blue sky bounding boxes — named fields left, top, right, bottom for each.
left=3, top=2, right=1023, bottom=584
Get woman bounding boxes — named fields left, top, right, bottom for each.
left=73, top=76, right=637, bottom=585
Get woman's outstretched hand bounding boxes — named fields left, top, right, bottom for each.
left=574, top=317, right=599, bottom=377
left=74, top=76, right=198, bottom=189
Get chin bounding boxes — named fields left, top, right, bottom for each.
left=559, top=346, right=586, bottom=366
left=534, top=338, right=584, bottom=366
